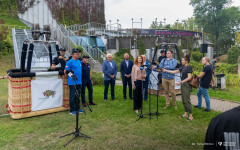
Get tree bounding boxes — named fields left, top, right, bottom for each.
left=236, top=32, right=240, bottom=44
left=190, top=0, right=240, bottom=56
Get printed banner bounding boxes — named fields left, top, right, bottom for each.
left=31, top=79, right=63, bottom=111
left=149, top=72, right=181, bottom=90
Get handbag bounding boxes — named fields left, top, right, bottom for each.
left=189, top=74, right=199, bottom=88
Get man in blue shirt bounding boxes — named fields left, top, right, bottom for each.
left=102, top=54, right=118, bottom=102
left=81, top=55, right=96, bottom=107
left=120, top=53, right=133, bottom=100
left=64, top=48, right=84, bottom=115
left=159, top=50, right=178, bottom=109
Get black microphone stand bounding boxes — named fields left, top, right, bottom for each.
left=60, top=74, right=92, bottom=147
left=136, top=67, right=147, bottom=122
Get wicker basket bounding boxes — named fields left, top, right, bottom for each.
left=7, top=72, right=70, bottom=119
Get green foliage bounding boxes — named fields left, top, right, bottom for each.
left=137, top=37, right=146, bottom=55
left=227, top=45, right=240, bottom=64
left=90, top=71, right=104, bottom=85
left=190, top=0, right=240, bottom=56
left=113, top=48, right=134, bottom=70
left=216, top=63, right=238, bottom=74
left=191, top=51, right=202, bottom=62
left=225, top=74, right=240, bottom=86
left=0, top=0, right=18, bottom=16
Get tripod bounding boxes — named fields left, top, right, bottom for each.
left=60, top=75, right=92, bottom=147
left=143, top=71, right=167, bottom=120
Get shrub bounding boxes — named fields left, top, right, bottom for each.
left=91, top=71, right=104, bottom=85
left=227, top=45, right=240, bottom=64
left=216, top=64, right=238, bottom=74
left=191, top=51, right=202, bottom=62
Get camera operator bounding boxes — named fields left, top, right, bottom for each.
left=51, top=48, right=69, bottom=71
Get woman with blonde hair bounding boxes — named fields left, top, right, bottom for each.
left=194, top=57, right=215, bottom=112
left=131, top=55, right=146, bottom=113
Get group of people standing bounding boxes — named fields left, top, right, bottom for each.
left=50, top=47, right=215, bottom=119
left=102, top=50, right=215, bottom=121
left=51, top=48, right=96, bottom=115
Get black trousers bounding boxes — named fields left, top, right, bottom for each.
left=69, top=85, right=81, bottom=112
left=81, top=80, right=93, bottom=104
left=133, top=80, right=143, bottom=110
left=122, top=76, right=132, bottom=99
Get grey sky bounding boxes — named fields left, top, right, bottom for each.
left=105, top=0, right=240, bottom=29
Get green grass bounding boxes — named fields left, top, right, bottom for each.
left=0, top=84, right=221, bottom=150
left=191, top=85, right=240, bottom=102
left=0, top=52, right=231, bottom=149
left=0, top=15, right=28, bottom=27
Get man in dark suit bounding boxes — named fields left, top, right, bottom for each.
left=120, top=53, right=133, bottom=100
left=102, top=54, right=118, bottom=102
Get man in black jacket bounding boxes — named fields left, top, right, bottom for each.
left=120, top=53, right=133, bottom=100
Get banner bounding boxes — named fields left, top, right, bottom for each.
left=149, top=72, right=181, bottom=90
left=31, top=79, right=63, bottom=111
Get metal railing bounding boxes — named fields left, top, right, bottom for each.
left=68, top=29, right=106, bottom=63
left=50, top=25, right=99, bottom=69
left=68, top=22, right=132, bottom=37
left=12, top=29, right=20, bottom=68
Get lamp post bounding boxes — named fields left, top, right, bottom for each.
left=176, top=19, right=179, bottom=29
left=182, top=20, right=186, bottom=30
left=164, top=18, right=166, bottom=26
left=140, top=18, right=142, bottom=29
left=117, top=19, right=119, bottom=30
left=109, top=20, right=112, bottom=30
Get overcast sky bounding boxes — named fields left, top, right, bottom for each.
left=105, top=0, right=240, bottom=29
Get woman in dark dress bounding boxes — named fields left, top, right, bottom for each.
left=163, top=55, right=193, bottom=121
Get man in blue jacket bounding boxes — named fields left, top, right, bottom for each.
left=120, top=53, right=133, bottom=100
left=102, top=54, right=118, bottom=102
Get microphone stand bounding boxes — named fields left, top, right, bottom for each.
left=60, top=73, right=92, bottom=147
left=136, top=67, right=147, bottom=122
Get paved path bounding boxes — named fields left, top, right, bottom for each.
left=115, top=80, right=240, bottom=112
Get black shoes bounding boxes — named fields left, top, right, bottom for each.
left=204, top=109, right=210, bottom=112
left=194, top=105, right=201, bottom=109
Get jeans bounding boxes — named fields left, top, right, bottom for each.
left=197, top=86, right=210, bottom=110
left=122, top=76, right=132, bottom=99
left=143, top=77, right=149, bottom=100
left=69, top=85, right=81, bottom=112
left=104, top=79, right=115, bottom=100
left=81, top=80, right=93, bottom=104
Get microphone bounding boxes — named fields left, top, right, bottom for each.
left=67, top=70, right=78, bottom=81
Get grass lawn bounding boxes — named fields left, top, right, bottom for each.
left=0, top=15, right=28, bottom=27
left=0, top=52, right=221, bottom=150
left=192, top=87, right=240, bottom=102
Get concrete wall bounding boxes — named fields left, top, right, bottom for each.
left=18, top=0, right=58, bottom=28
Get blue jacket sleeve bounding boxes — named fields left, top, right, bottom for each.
left=102, top=62, right=110, bottom=77
left=114, top=62, right=118, bottom=76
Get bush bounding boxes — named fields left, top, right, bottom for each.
left=216, top=63, right=238, bottom=74
left=190, top=60, right=203, bottom=72
left=191, top=51, right=202, bottom=62
left=91, top=71, right=104, bottom=85
left=227, top=45, right=240, bottom=64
